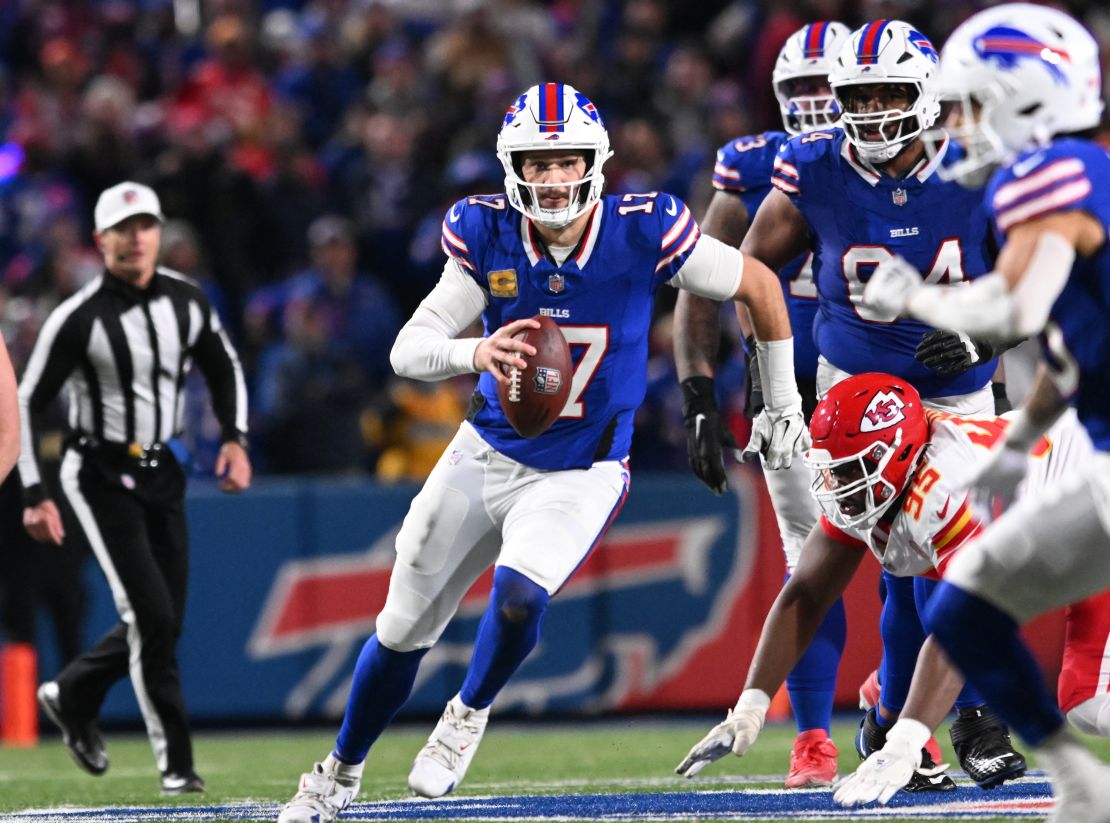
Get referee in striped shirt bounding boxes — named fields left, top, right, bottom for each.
left=18, top=182, right=252, bottom=794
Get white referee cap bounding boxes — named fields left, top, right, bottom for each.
left=94, top=181, right=165, bottom=232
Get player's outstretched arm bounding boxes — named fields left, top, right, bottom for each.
left=677, top=526, right=863, bottom=776
left=863, top=212, right=1103, bottom=341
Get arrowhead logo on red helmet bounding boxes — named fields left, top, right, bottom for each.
left=860, top=390, right=906, bottom=432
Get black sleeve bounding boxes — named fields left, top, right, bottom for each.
left=18, top=308, right=87, bottom=504
left=190, top=296, right=249, bottom=446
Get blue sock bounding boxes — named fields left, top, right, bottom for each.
left=926, top=582, right=1064, bottom=747
left=335, top=635, right=428, bottom=763
left=878, top=572, right=924, bottom=715
left=914, top=577, right=985, bottom=710
left=459, top=567, right=549, bottom=710
left=785, top=572, right=845, bottom=734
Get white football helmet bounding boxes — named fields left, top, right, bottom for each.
left=925, top=3, right=1104, bottom=187
left=496, top=83, right=613, bottom=229
left=829, top=20, right=941, bottom=163
left=772, top=21, right=852, bottom=135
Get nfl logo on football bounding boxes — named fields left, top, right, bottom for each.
left=533, top=367, right=562, bottom=395
left=892, top=188, right=908, bottom=206
left=547, top=273, right=565, bottom=294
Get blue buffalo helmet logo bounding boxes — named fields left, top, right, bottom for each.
left=503, top=91, right=529, bottom=127
left=972, top=26, right=1071, bottom=84
left=907, top=30, right=938, bottom=63
left=574, top=91, right=603, bottom=126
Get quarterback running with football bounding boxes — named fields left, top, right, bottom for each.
left=676, top=18, right=1024, bottom=793
left=858, top=5, right=1110, bottom=819
left=277, top=83, right=809, bottom=822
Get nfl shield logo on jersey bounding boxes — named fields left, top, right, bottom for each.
left=892, top=188, right=908, bottom=206
left=547, top=273, right=565, bottom=294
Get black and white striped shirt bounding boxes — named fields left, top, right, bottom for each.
left=17, top=267, right=248, bottom=501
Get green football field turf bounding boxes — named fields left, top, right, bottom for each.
left=1, top=716, right=1107, bottom=822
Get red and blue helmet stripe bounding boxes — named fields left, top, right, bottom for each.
left=856, top=19, right=891, bottom=64
left=537, top=82, right=566, bottom=132
left=804, top=22, right=831, bottom=59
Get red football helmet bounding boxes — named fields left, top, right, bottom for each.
left=805, top=373, right=930, bottom=529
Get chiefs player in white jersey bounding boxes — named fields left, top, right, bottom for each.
left=677, top=372, right=1094, bottom=785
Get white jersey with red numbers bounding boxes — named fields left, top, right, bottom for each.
left=820, top=410, right=1088, bottom=579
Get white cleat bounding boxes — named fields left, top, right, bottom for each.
left=278, top=760, right=359, bottom=823
left=408, top=694, right=490, bottom=798
left=1036, top=728, right=1110, bottom=823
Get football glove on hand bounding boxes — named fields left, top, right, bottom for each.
left=858, top=255, right=922, bottom=320
left=675, top=690, right=770, bottom=778
left=681, top=377, right=738, bottom=496
left=915, top=330, right=998, bottom=378
left=834, top=719, right=937, bottom=806
left=739, top=406, right=810, bottom=470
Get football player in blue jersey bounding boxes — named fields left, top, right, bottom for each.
left=676, top=18, right=1027, bottom=794
left=276, top=82, right=809, bottom=823
left=855, top=6, right=1110, bottom=818
left=677, top=20, right=853, bottom=788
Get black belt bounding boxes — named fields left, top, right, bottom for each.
left=68, top=434, right=168, bottom=468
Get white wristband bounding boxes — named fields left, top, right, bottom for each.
left=734, top=688, right=772, bottom=715
left=885, top=718, right=932, bottom=755
left=755, top=339, right=801, bottom=412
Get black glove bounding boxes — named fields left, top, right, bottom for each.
left=742, top=334, right=764, bottom=420
left=681, top=376, right=738, bottom=496
left=915, top=330, right=998, bottom=378
left=992, top=382, right=1012, bottom=415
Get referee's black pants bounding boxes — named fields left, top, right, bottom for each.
left=55, top=442, right=194, bottom=776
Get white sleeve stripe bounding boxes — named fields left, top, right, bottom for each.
left=712, top=181, right=745, bottom=192
left=993, top=158, right=1086, bottom=208
left=996, top=178, right=1092, bottom=232
left=440, top=238, right=476, bottom=270
left=773, top=158, right=799, bottom=178
left=660, top=206, right=692, bottom=249
left=656, top=227, right=701, bottom=272
left=441, top=221, right=469, bottom=252
left=772, top=177, right=799, bottom=194
left=713, top=164, right=741, bottom=180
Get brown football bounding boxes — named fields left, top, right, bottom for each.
left=497, top=314, right=572, bottom=438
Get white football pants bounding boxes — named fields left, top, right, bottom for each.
left=375, top=422, right=629, bottom=652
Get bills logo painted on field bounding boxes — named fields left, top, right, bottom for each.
left=861, top=390, right=906, bottom=431
left=248, top=474, right=776, bottom=718
left=973, top=26, right=1071, bottom=84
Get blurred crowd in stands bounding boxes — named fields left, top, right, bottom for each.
left=0, top=0, right=1107, bottom=479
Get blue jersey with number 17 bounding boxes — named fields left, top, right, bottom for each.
left=441, top=191, right=702, bottom=471
left=713, top=131, right=819, bottom=382
left=771, top=130, right=997, bottom=399
left=985, top=138, right=1110, bottom=452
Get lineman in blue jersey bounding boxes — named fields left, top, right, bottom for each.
left=677, top=19, right=1027, bottom=795
left=858, top=6, right=1110, bottom=818
left=276, top=83, right=808, bottom=823
left=677, top=21, right=852, bottom=789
